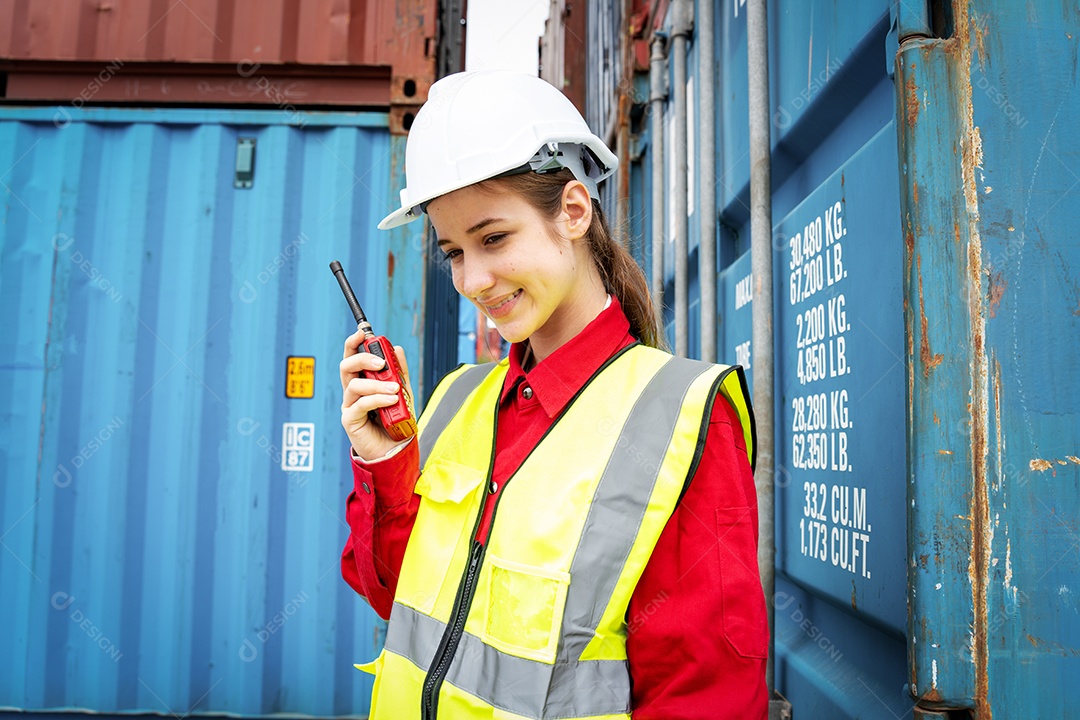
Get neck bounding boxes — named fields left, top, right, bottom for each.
left=527, top=271, right=608, bottom=363
left=520, top=342, right=536, bottom=372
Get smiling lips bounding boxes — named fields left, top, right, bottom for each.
left=482, top=289, right=522, bottom=318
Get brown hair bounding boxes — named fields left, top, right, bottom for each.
left=476, top=169, right=666, bottom=350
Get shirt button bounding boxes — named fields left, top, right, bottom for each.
left=361, top=481, right=371, bottom=494
left=522, top=386, right=534, bottom=400
left=489, top=481, right=499, bottom=494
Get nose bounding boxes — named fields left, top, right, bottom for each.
left=454, top=255, right=495, bottom=300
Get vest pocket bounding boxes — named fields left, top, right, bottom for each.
left=403, top=461, right=486, bottom=615
left=481, top=554, right=570, bottom=664
left=715, top=507, right=769, bottom=659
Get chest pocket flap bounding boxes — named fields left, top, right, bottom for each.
left=415, top=460, right=486, bottom=504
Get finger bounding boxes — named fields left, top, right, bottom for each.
left=340, top=402, right=370, bottom=431
left=342, top=327, right=366, bottom=359
left=340, top=351, right=389, bottom=391
left=341, top=393, right=402, bottom=429
left=341, top=351, right=387, bottom=373
left=342, top=377, right=401, bottom=408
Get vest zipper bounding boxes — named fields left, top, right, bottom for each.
left=421, top=539, right=485, bottom=719
left=418, top=343, right=640, bottom=718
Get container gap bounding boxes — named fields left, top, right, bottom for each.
left=930, top=0, right=956, bottom=38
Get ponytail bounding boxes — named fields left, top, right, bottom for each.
left=478, top=170, right=667, bottom=350
left=582, top=199, right=667, bottom=349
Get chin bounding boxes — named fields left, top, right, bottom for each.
left=493, top=326, right=530, bottom=345
left=485, top=314, right=537, bottom=345
left=481, top=305, right=546, bottom=347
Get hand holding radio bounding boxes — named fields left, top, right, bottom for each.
left=333, top=260, right=417, bottom=461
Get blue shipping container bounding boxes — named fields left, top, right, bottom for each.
left=898, top=1, right=1080, bottom=715
left=0, top=106, right=424, bottom=716
left=613, top=0, right=1080, bottom=716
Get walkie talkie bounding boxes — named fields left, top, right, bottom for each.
left=330, top=260, right=417, bottom=441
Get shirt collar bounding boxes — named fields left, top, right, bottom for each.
left=500, top=295, right=635, bottom=417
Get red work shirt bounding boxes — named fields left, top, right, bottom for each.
left=341, top=298, right=768, bottom=718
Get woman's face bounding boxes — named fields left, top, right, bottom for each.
left=427, top=180, right=604, bottom=358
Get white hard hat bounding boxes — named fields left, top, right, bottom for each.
left=378, top=70, right=619, bottom=230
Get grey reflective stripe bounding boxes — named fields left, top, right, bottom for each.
left=558, top=356, right=711, bottom=659
left=386, top=601, right=630, bottom=719
left=419, top=363, right=496, bottom=469
left=385, top=600, right=443, bottom=672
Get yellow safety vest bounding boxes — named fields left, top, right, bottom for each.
left=357, top=343, right=755, bottom=719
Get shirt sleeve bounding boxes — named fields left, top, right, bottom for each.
left=340, top=439, right=422, bottom=620
left=626, top=395, right=769, bottom=719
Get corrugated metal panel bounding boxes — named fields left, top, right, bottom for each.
left=898, top=1, right=1080, bottom=716
left=0, top=0, right=434, bottom=71
left=0, top=105, right=424, bottom=716
left=586, top=0, right=621, bottom=147
left=0, top=0, right=437, bottom=133
left=606, top=0, right=1080, bottom=716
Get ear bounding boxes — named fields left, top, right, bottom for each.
left=559, top=180, right=593, bottom=241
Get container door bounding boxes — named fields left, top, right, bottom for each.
left=714, top=2, right=913, bottom=716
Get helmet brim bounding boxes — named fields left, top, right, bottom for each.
left=377, top=204, right=420, bottom=230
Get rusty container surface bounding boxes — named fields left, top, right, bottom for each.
left=586, top=0, right=1080, bottom=716
left=897, top=0, right=1080, bottom=716
left=0, top=0, right=437, bottom=132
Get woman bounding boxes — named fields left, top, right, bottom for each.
left=339, top=70, right=767, bottom=719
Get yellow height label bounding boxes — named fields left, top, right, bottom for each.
left=286, top=356, right=316, bottom=399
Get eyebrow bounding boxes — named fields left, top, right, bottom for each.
left=436, top=217, right=506, bottom=247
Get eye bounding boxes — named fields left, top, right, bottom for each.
left=484, top=233, right=507, bottom=246
left=442, top=248, right=462, bottom=262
